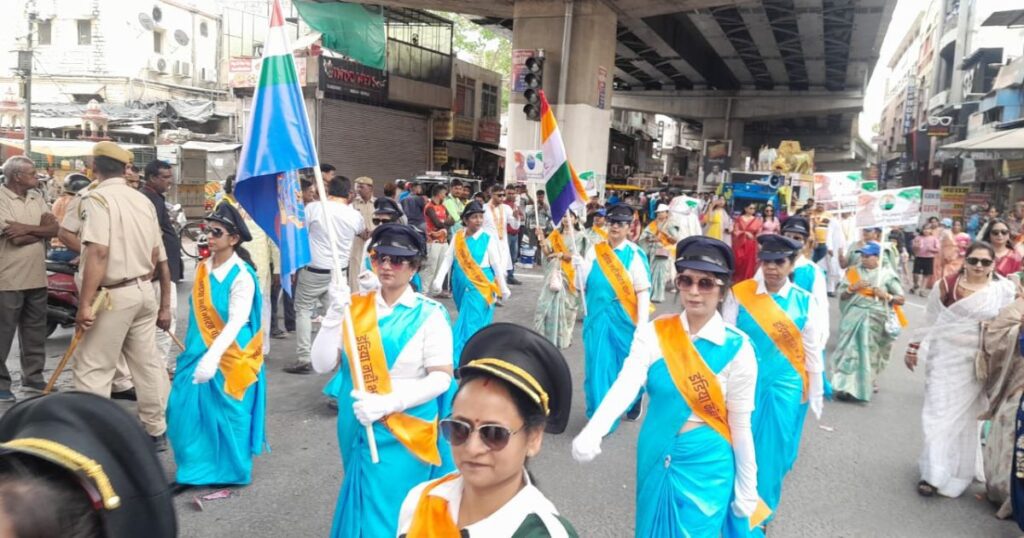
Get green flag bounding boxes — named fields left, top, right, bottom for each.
left=294, top=1, right=385, bottom=70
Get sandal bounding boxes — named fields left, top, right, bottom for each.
left=917, top=480, right=936, bottom=497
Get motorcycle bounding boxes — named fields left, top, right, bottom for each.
left=45, top=260, right=79, bottom=337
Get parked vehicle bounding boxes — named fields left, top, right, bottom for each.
left=45, top=260, right=78, bottom=337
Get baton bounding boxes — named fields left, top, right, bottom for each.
left=166, top=329, right=186, bottom=351
left=45, top=289, right=110, bottom=394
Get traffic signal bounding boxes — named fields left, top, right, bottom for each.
left=522, top=55, right=544, bottom=121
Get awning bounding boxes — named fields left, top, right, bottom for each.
left=181, top=141, right=242, bottom=152
left=0, top=138, right=149, bottom=157
left=479, top=147, right=506, bottom=158
left=934, top=128, right=1024, bottom=160
left=982, top=9, right=1024, bottom=27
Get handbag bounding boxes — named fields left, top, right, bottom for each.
left=884, top=308, right=901, bottom=338
left=547, top=266, right=564, bottom=292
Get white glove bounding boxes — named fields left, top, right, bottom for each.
left=571, top=429, right=603, bottom=463
left=808, top=372, right=824, bottom=420
left=501, top=286, right=512, bottom=301
left=192, top=353, right=220, bottom=384
left=351, top=390, right=403, bottom=426
left=731, top=497, right=757, bottom=518
left=357, top=270, right=380, bottom=293
left=326, top=278, right=352, bottom=322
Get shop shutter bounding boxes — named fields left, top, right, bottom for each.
left=319, top=99, right=429, bottom=187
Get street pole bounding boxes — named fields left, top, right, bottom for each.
left=23, top=12, right=34, bottom=156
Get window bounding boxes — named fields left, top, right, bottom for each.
left=153, top=30, right=163, bottom=53
left=455, top=76, right=476, bottom=118
left=77, top=20, right=91, bottom=45
left=481, top=83, right=499, bottom=119
left=36, top=20, right=51, bottom=45
left=200, top=21, right=208, bottom=37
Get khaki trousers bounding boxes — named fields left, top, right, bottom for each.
left=421, top=242, right=447, bottom=295
left=73, top=281, right=169, bottom=435
left=152, top=281, right=178, bottom=367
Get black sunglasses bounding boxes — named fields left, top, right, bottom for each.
left=677, top=274, right=722, bottom=293
left=966, top=256, right=994, bottom=267
left=208, top=227, right=227, bottom=238
left=371, top=217, right=392, bottom=225
left=372, top=253, right=414, bottom=266
left=761, top=258, right=790, bottom=266
left=990, top=229, right=1010, bottom=236
left=440, top=418, right=522, bottom=451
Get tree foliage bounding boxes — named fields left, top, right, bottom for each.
left=440, top=12, right=512, bottom=110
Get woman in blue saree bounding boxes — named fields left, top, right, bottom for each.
left=167, top=203, right=267, bottom=487
left=313, top=223, right=455, bottom=537
left=573, top=236, right=765, bottom=537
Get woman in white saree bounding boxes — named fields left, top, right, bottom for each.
left=905, top=242, right=1017, bottom=498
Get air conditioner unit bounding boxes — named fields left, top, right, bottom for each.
left=201, top=67, right=217, bottom=84
left=149, top=55, right=169, bottom=74
left=173, top=61, right=191, bottom=77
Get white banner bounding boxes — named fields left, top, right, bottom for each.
left=855, top=186, right=922, bottom=228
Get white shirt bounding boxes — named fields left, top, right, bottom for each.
left=483, top=201, right=516, bottom=241
left=397, top=472, right=570, bottom=538
left=309, top=286, right=453, bottom=379
left=721, top=273, right=824, bottom=374
left=626, top=311, right=758, bottom=418
left=431, top=229, right=509, bottom=295
left=754, top=255, right=830, bottom=347
left=305, top=199, right=366, bottom=269
left=200, top=253, right=256, bottom=365
left=580, top=239, right=652, bottom=293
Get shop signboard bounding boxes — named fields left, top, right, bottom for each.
left=920, top=189, right=941, bottom=225
left=319, top=56, right=387, bottom=104
left=230, top=55, right=307, bottom=88
left=433, top=111, right=453, bottom=141
left=512, top=149, right=544, bottom=184
left=939, top=186, right=969, bottom=218
left=960, top=158, right=976, bottom=184
left=597, top=66, right=607, bottom=109
left=477, top=118, right=500, bottom=145
left=453, top=116, right=475, bottom=141
left=855, top=186, right=922, bottom=228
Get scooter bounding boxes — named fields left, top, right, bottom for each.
left=46, top=260, right=79, bottom=338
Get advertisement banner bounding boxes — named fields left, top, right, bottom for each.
left=512, top=150, right=544, bottom=184
left=319, top=56, right=387, bottom=103
left=813, top=171, right=862, bottom=203
left=597, top=66, right=607, bottom=109
left=939, top=186, right=969, bottom=218
left=511, top=49, right=538, bottom=93
left=855, top=186, right=922, bottom=228
left=920, top=189, right=941, bottom=224
left=230, top=55, right=307, bottom=88
left=699, top=139, right=732, bottom=192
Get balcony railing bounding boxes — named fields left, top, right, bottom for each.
left=387, top=39, right=452, bottom=87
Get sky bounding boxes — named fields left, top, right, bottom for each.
left=859, top=0, right=927, bottom=143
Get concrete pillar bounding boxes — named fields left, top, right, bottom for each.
left=506, top=0, right=616, bottom=186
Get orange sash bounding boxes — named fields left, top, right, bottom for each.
left=593, top=227, right=608, bottom=241
left=646, top=221, right=675, bottom=249
left=547, top=229, right=577, bottom=294
left=652, top=314, right=774, bottom=529
left=653, top=315, right=731, bottom=442
left=594, top=242, right=638, bottom=324
left=193, top=262, right=263, bottom=400
left=732, top=279, right=808, bottom=402
left=846, top=267, right=908, bottom=327
left=404, top=473, right=462, bottom=537
left=454, top=230, right=501, bottom=306
left=342, top=292, right=441, bottom=465
left=489, top=203, right=505, bottom=240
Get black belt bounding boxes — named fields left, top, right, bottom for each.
left=306, top=266, right=347, bottom=275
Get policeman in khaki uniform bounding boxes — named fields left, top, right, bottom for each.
left=58, top=170, right=137, bottom=399
left=75, top=141, right=174, bottom=449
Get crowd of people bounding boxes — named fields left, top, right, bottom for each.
left=5, top=142, right=1024, bottom=536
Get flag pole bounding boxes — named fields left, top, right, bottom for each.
left=310, top=165, right=380, bottom=464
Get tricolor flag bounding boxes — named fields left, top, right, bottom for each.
left=539, top=90, right=588, bottom=225
left=234, top=0, right=315, bottom=295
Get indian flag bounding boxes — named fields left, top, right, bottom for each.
left=539, top=90, right=588, bottom=224
left=233, top=0, right=316, bottom=295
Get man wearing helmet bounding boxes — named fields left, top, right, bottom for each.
left=48, top=173, right=90, bottom=263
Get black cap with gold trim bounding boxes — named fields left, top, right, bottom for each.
left=0, top=392, right=177, bottom=537
left=457, top=323, right=572, bottom=434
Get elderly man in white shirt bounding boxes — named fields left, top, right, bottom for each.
left=285, top=176, right=365, bottom=375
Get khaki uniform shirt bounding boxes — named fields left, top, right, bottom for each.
left=0, top=184, right=48, bottom=291
left=79, top=178, right=167, bottom=287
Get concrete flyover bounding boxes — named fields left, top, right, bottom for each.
left=347, top=0, right=897, bottom=176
